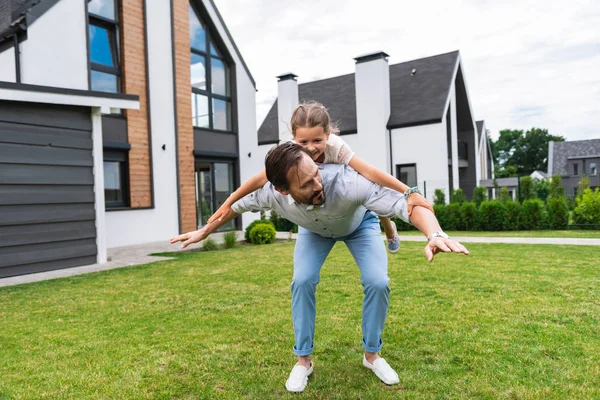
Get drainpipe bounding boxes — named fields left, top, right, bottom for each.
left=13, top=34, right=21, bottom=83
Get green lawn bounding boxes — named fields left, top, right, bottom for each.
left=1, top=242, right=599, bottom=399
left=396, top=230, right=600, bottom=238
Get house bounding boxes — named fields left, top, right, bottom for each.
left=256, top=50, right=482, bottom=203
left=0, top=0, right=257, bottom=277
left=548, top=139, right=600, bottom=198
left=476, top=120, right=495, bottom=198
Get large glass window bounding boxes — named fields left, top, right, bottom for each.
left=195, top=161, right=235, bottom=230
left=189, top=4, right=232, bottom=131
left=590, top=162, right=597, bottom=176
left=88, top=0, right=120, bottom=93
left=104, top=150, right=129, bottom=208
left=396, top=164, right=417, bottom=188
left=573, top=163, right=579, bottom=176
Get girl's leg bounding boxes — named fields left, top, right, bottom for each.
left=380, top=217, right=396, bottom=240
left=380, top=216, right=400, bottom=253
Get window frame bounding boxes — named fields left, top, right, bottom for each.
left=104, top=149, right=130, bottom=209
left=573, top=162, right=579, bottom=176
left=194, top=158, right=237, bottom=230
left=87, top=0, right=121, bottom=93
left=590, top=162, right=597, bottom=176
left=189, top=3, right=233, bottom=133
left=396, top=163, right=418, bottom=188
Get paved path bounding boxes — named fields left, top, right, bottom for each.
left=1, top=232, right=599, bottom=288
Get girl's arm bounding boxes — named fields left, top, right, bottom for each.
left=207, top=170, right=268, bottom=223
left=348, top=156, right=434, bottom=215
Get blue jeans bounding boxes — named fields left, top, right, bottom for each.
left=291, top=211, right=390, bottom=356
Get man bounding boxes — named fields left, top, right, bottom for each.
left=171, top=142, right=469, bottom=392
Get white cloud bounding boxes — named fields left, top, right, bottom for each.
left=215, top=0, right=600, bottom=141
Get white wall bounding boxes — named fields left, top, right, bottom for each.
left=20, top=0, right=88, bottom=89
left=105, top=0, right=179, bottom=248
left=448, top=82, right=459, bottom=191
left=0, top=46, right=16, bottom=82
left=391, top=123, right=448, bottom=203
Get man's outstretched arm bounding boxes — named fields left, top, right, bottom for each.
left=170, top=211, right=239, bottom=249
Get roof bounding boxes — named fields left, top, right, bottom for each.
left=258, top=51, right=460, bottom=145
left=479, top=177, right=518, bottom=188
left=0, top=0, right=56, bottom=43
left=550, top=139, right=600, bottom=176
left=476, top=120, right=484, bottom=142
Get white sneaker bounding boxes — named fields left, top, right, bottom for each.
left=285, top=362, right=313, bottom=392
left=363, top=355, right=400, bottom=385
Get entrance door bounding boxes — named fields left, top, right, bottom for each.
left=195, top=161, right=235, bottom=230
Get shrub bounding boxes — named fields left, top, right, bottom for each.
left=577, top=175, right=590, bottom=199
left=478, top=201, right=507, bottom=231
left=223, top=231, right=238, bottom=249
left=249, top=224, right=276, bottom=245
left=460, top=202, right=479, bottom=231
left=519, top=199, right=545, bottom=230
left=202, top=238, right=219, bottom=251
left=549, top=175, right=564, bottom=198
left=572, top=188, right=600, bottom=225
left=451, top=188, right=466, bottom=204
left=269, top=211, right=298, bottom=233
left=546, top=197, right=569, bottom=229
left=504, top=201, right=520, bottom=231
left=245, top=219, right=275, bottom=242
left=433, top=204, right=448, bottom=228
left=519, top=176, right=536, bottom=201
left=499, top=187, right=512, bottom=203
left=444, top=203, right=462, bottom=230
left=433, top=189, right=446, bottom=206
left=534, top=179, right=549, bottom=203
left=473, top=187, right=487, bottom=207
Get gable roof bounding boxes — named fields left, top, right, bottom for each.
left=551, top=139, right=600, bottom=176
left=258, top=50, right=460, bottom=145
left=0, top=0, right=58, bottom=43
left=476, top=120, right=484, bottom=141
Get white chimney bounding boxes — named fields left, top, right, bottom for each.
left=276, top=73, right=299, bottom=142
left=354, top=51, right=391, bottom=173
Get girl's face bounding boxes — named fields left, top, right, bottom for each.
left=294, top=126, right=330, bottom=163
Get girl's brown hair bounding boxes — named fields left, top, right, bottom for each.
left=290, top=101, right=340, bottom=137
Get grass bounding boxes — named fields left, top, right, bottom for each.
left=396, top=230, right=600, bottom=238
left=1, top=242, right=599, bottom=399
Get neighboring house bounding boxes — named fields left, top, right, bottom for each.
left=476, top=120, right=495, bottom=198
left=548, top=139, right=600, bottom=198
left=256, top=50, right=482, bottom=203
left=0, top=0, right=258, bottom=277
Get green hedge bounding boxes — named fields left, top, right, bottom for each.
left=478, top=201, right=507, bottom=231
left=519, top=199, right=545, bottom=230
left=546, top=197, right=569, bottom=229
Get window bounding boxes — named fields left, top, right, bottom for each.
left=189, top=4, right=232, bottom=131
left=104, top=150, right=129, bottom=208
left=573, top=163, right=579, bottom=176
left=88, top=0, right=120, bottom=93
left=396, top=164, right=417, bottom=188
left=195, top=161, right=235, bottom=230
left=590, top=162, right=597, bottom=176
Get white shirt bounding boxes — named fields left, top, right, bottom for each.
left=232, top=164, right=410, bottom=239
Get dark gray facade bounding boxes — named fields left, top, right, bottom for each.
left=549, top=139, right=600, bottom=197
left=0, top=100, right=97, bottom=278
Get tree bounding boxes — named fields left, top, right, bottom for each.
left=450, top=188, right=466, bottom=204
left=473, top=186, right=487, bottom=207
left=433, top=189, right=446, bottom=206
left=491, top=128, right=565, bottom=177
left=534, top=179, right=549, bottom=202
left=548, top=175, right=564, bottom=199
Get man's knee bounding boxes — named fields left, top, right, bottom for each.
left=363, top=274, right=390, bottom=293
left=292, top=271, right=320, bottom=290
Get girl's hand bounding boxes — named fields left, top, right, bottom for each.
left=207, top=203, right=233, bottom=223
left=408, top=193, right=435, bottom=216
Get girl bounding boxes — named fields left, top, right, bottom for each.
left=208, top=101, right=434, bottom=252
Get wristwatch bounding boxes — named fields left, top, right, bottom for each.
left=427, top=231, right=449, bottom=242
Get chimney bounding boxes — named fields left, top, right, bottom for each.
left=354, top=51, right=391, bottom=173
left=276, top=73, right=298, bottom=142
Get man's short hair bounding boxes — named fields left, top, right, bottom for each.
left=265, top=142, right=312, bottom=190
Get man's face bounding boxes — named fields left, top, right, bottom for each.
left=284, top=153, right=325, bottom=205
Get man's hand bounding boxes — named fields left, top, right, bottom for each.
left=407, top=193, right=434, bottom=216
left=424, top=237, right=469, bottom=262
left=169, top=227, right=209, bottom=249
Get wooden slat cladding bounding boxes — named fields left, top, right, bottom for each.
left=0, top=101, right=97, bottom=278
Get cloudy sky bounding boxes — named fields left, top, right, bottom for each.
left=216, top=0, right=600, bottom=141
